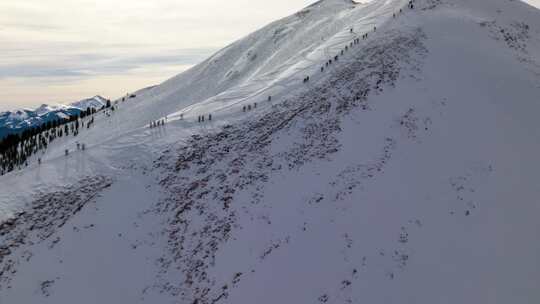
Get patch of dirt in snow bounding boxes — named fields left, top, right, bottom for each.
left=448, top=163, right=494, bottom=217
left=325, top=137, right=397, bottom=202
left=0, top=176, right=112, bottom=290
left=316, top=216, right=424, bottom=303
left=481, top=20, right=540, bottom=80
left=39, top=279, right=56, bottom=297
left=150, top=28, right=428, bottom=304
left=419, top=0, right=445, bottom=11
left=481, top=20, right=531, bottom=54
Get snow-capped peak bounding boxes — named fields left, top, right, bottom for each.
left=69, top=95, right=108, bottom=111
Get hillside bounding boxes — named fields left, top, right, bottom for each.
left=1, top=0, right=540, bottom=303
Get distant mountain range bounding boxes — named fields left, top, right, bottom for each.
left=0, top=96, right=108, bottom=140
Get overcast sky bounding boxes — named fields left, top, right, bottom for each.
left=0, top=0, right=539, bottom=111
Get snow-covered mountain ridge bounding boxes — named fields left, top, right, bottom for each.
left=1, top=0, right=539, bottom=303
left=0, top=96, right=108, bottom=139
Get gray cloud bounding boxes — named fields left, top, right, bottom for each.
left=0, top=48, right=217, bottom=79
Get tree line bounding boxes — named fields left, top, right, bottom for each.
left=0, top=100, right=112, bottom=176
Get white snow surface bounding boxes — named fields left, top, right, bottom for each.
left=1, top=0, right=540, bottom=303
left=69, top=95, right=108, bottom=111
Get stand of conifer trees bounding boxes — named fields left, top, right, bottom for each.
left=0, top=101, right=111, bottom=176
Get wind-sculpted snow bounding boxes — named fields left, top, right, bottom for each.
left=152, top=28, right=427, bottom=304
left=0, top=176, right=112, bottom=291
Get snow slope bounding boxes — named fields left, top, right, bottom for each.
left=1, top=0, right=540, bottom=303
